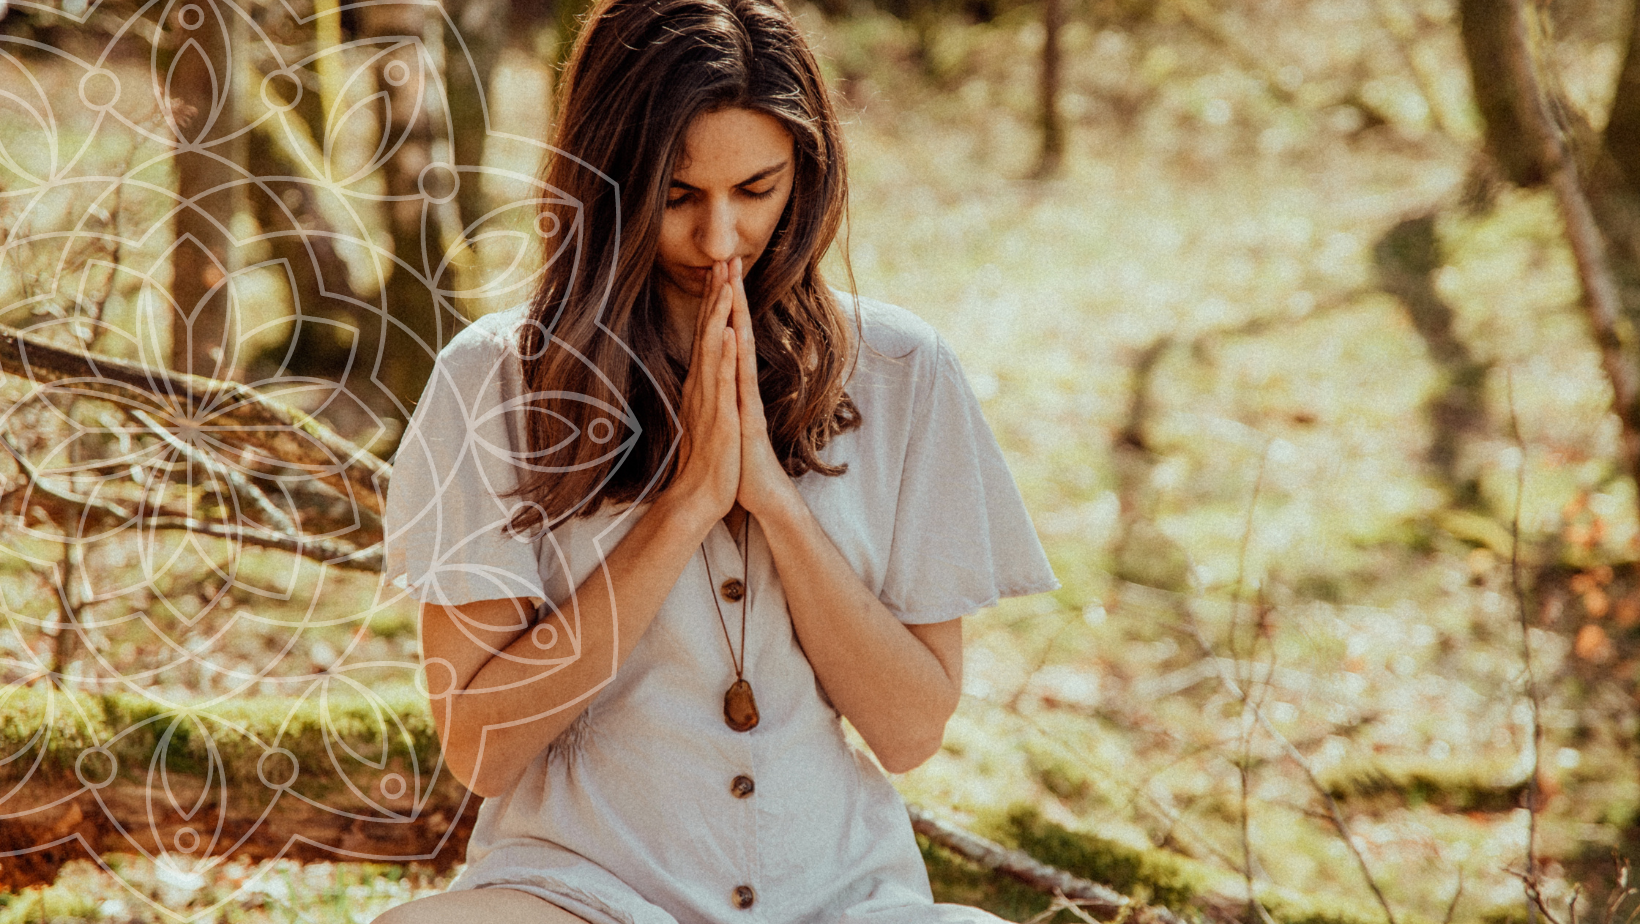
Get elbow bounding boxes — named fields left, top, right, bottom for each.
left=876, top=687, right=961, bottom=774
left=450, top=742, right=519, bottom=799
left=875, top=712, right=955, bottom=775
left=464, top=768, right=512, bottom=801
left=437, top=712, right=515, bottom=799
left=877, top=732, right=945, bottom=775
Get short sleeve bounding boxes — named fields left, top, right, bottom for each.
left=878, top=337, right=1059, bottom=624
left=381, top=322, right=549, bottom=607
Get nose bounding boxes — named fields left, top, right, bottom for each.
left=697, top=199, right=738, bottom=263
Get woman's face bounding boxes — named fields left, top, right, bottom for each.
left=654, top=107, right=796, bottom=323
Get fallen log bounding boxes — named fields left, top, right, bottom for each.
left=908, top=805, right=1199, bottom=924
left=0, top=686, right=475, bottom=893
left=0, top=686, right=1215, bottom=924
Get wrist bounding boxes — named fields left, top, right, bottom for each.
left=749, top=483, right=810, bottom=539
left=649, top=487, right=719, bottom=543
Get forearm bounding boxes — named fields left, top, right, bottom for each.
left=757, top=495, right=960, bottom=773
left=437, top=492, right=715, bottom=796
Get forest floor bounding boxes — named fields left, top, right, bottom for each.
left=4, top=3, right=1640, bottom=923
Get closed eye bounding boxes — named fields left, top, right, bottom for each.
left=665, top=186, right=780, bottom=209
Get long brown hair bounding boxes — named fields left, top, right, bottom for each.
left=505, top=0, right=860, bottom=534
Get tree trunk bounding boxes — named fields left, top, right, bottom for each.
left=1035, top=0, right=1065, bottom=178
left=1457, top=0, right=1547, bottom=188
left=0, top=322, right=390, bottom=525
left=1603, top=0, right=1640, bottom=185
left=446, top=0, right=507, bottom=240
left=1484, top=0, right=1640, bottom=533
left=358, top=6, right=464, bottom=420
left=0, top=690, right=1194, bottom=924
left=165, top=1, right=247, bottom=379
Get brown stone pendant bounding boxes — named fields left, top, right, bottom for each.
left=724, top=679, right=759, bottom=732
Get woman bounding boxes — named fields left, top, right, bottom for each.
left=377, top=1, right=1058, bottom=922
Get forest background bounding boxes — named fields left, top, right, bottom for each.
left=1, top=0, right=1638, bottom=921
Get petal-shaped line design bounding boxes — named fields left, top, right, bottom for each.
left=277, top=677, right=426, bottom=823
left=0, top=49, right=59, bottom=185
left=0, top=0, right=628, bottom=905
left=163, top=37, right=226, bottom=149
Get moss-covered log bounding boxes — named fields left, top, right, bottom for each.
left=0, top=687, right=1225, bottom=924
left=0, top=686, right=476, bottom=893
left=2, top=686, right=1463, bottom=924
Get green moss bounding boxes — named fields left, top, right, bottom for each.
left=368, top=606, right=419, bottom=641
left=0, top=684, right=440, bottom=791
left=1478, top=905, right=1531, bottom=924
left=988, top=805, right=1201, bottom=910
left=1320, top=757, right=1525, bottom=813
left=920, top=832, right=1064, bottom=923
left=0, top=885, right=100, bottom=924
left=960, top=805, right=1422, bottom=924
left=1023, top=741, right=1106, bottom=811
left=1259, top=893, right=1392, bottom=924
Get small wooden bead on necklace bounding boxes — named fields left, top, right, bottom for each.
left=703, top=512, right=758, bottom=732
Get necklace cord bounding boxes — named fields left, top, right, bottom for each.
left=702, top=513, right=752, bottom=679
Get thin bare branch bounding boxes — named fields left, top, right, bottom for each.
left=1371, top=0, right=1463, bottom=138
left=47, top=540, right=84, bottom=688
left=1179, top=606, right=1399, bottom=924
left=131, top=407, right=300, bottom=536
left=0, top=323, right=390, bottom=525
left=1230, top=445, right=1273, bottom=909
left=1507, top=867, right=1567, bottom=924
left=1444, top=867, right=1466, bottom=924
left=1497, top=0, right=1640, bottom=526
left=1505, top=369, right=1547, bottom=921
left=0, top=432, right=382, bottom=572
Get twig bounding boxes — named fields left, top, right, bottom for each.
left=0, top=432, right=382, bottom=572
left=1229, top=444, right=1273, bottom=913
left=1007, top=609, right=1081, bottom=712
left=1025, top=891, right=1122, bottom=924
left=1370, top=0, right=1462, bottom=138
left=1602, top=859, right=1634, bottom=924
left=47, top=536, right=84, bottom=689
left=1508, top=867, right=1567, bottom=924
left=971, top=691, right=1252, bottom=876
left=1443, top=867, right=1466, bottom=924
left=1168, top=0, right=1301, bottom=107
left=0, top=323, right=390, bottom=522
left=131, top=407, right=300, bottom=536
left=1180, top=607, right=1399, bottom=924
left=1505, top=369, right=1547, bottom=923
left=1498, top=0, right=1640, bottom=529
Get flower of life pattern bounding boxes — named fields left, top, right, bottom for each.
left=0, top=0, right=635, bottom=915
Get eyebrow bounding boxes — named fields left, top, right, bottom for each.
left=669, top=160, right=790, bottom=192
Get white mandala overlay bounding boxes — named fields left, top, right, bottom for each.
left=0, top=0, right=638, bottom=917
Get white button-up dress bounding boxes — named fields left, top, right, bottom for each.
left=382, top=294, right=1060, bottom=924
